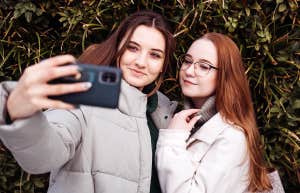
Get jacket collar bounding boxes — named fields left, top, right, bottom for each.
left=188, top=113, right=228, bottom=145
left=118, top=80, right=148, bottom=118
left=150, top=92, right=178, bottom=130
left=184, top=96, right=216, bottom=122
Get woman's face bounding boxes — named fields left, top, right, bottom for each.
left=179, top=38, right=218, bottom=104
left=118, top=25, right=166, bottom=90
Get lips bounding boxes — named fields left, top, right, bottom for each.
left=183, top=79, right=197, bottom=85
left=129, top=68, right=147, bottom=76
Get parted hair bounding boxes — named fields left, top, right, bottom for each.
left=78, top=10, right=175, bottom=95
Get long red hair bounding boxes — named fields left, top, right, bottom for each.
left=201, top=32, right=271, bottom=191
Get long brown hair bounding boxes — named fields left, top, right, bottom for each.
left=78, top=10, right=175, bottom=95
left=201, top=32, right=271, bottom=191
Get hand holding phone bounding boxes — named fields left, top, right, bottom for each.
left=7, top=55, right=84, bottom=121
left=49, top=64, right=122, bottom=108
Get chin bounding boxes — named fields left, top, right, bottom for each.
left=181, top=88, right=194, bottom=97
left=124, top=77, right=145, bottom=89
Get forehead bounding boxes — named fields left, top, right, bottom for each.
left=187, top=38, right=217, bottom=65
left=130, top=25, right=166, bottom=51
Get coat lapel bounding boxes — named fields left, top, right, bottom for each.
left=187, top=113, right=229, bottom=162
left=150, top=91, right=178, bottom=130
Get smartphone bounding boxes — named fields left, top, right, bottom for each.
left=49, top=64, right=122, bottom=108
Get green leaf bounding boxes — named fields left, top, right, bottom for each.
left=276, top=0, right=284, bottom=4
left=278, top=3, right=287, bottom=12
left=292, top=99, right=300, bottom=109
left=257, top=30, right=264, bottom=37
left=228, top=26, right=235, bottom=32
left=33, top=179, right=44, bottom=188
left=24, top=12, right=32, bottom=23
left=288, top=1, right=297, bottom=11
left=26, top=2, right=36, bottom=12
left=59, top=17, right=67, bottom=22
left=36, top=9, right=43, bottom=16
left=245, top=7, right=250, bottom=17
left=15, top=2, right=23, bottom=9
left=270, top=106, right=280, bottom=113
left=250, top=1, right=262, bottom=10
left=254, top=43, right=260, bottom=51
left=13, top=10, right=22, bottom=18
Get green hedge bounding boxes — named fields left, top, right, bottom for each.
left=0, top=0, right=299, bottom=192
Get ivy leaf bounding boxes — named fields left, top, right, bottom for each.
left=288, top=1, right=297, bottom=11
left=24, top=12, right=32, bottom=23
left=292, top=99, right=300, bottom=109
left=278, top=3, right=287, bottom=12
left=36, top=9, right=43, bottom=16
left=250, top=1, right=262, bottom=11
left=13, top=10, right=22, bottom=18
left=33, top=179, right=45, bottom=188
left=245, top=7, right=250, bottom=16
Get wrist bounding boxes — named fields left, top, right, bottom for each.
left=7, top=95, right=16, bottom=122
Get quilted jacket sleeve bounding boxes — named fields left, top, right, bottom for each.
left=0, top=81, right=86, bottom=174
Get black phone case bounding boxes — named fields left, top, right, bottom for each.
left=49, top=64, right=122, bottom=108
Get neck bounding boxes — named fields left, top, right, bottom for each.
left=191, top=97, right=207, bottom=108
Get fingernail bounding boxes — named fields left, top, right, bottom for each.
left=84, top=82, right=92, bottom=89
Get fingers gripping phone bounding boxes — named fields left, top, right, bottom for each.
left=49, top=64, right=122, bottom=108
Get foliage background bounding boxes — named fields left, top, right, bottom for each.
left=0, top=0, right=299, bottom=192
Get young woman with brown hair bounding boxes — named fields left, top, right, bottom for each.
left=0, top=10, right=176, bottom=193
left=155, top=32, right=273, bottom=192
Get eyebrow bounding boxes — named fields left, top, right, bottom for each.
left=185, top=54, right=214, bottom=65
left=128, top=41, right=165, bottom=54
left=197, top=58, right=214, bottom=66
left=185, top=54, right=193, bottom=59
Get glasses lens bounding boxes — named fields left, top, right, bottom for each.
left=179, top=55, right=193, bottom=70
left=195, top=62, right=211, bottom=76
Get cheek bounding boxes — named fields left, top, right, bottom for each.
left=148, top=61, right=164, bottom=75
left=118, top=54, right=125, bottom=68
left=207, top=75, right=217, bottom=93
left=179, top=69, right=185, bottom=78
left=179, top=70, right=184, bottom=84
left=119, top=51, right=134, bottom=66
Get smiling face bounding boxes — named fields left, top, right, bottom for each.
left=118, top=25, right=166, bottom=90
left=179, top=38, right=218, bottom=107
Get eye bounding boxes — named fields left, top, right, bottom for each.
left=127, top=44, right=139, bottom=52
left=150, top=52, right=162, bottom=59
left=183, top=58, right=193, bottom=65
left=198, top=63, right=210, bottom=70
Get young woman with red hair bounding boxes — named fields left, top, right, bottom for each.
left=155, top=32, right=275, bottom=192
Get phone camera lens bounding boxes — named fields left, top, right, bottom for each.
left=101, top=72, right=117, bottom=83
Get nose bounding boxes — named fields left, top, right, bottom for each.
left=135, top=52, right=147, bottom=68
left=184, top=63, right=195, bottom=76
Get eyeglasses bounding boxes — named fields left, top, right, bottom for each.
left=178, top=54, right=219, bottom=77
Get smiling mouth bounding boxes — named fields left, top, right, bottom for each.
left=183, top=79, right=197, bottom=85
left=129, top=68, right=146, bottom=76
